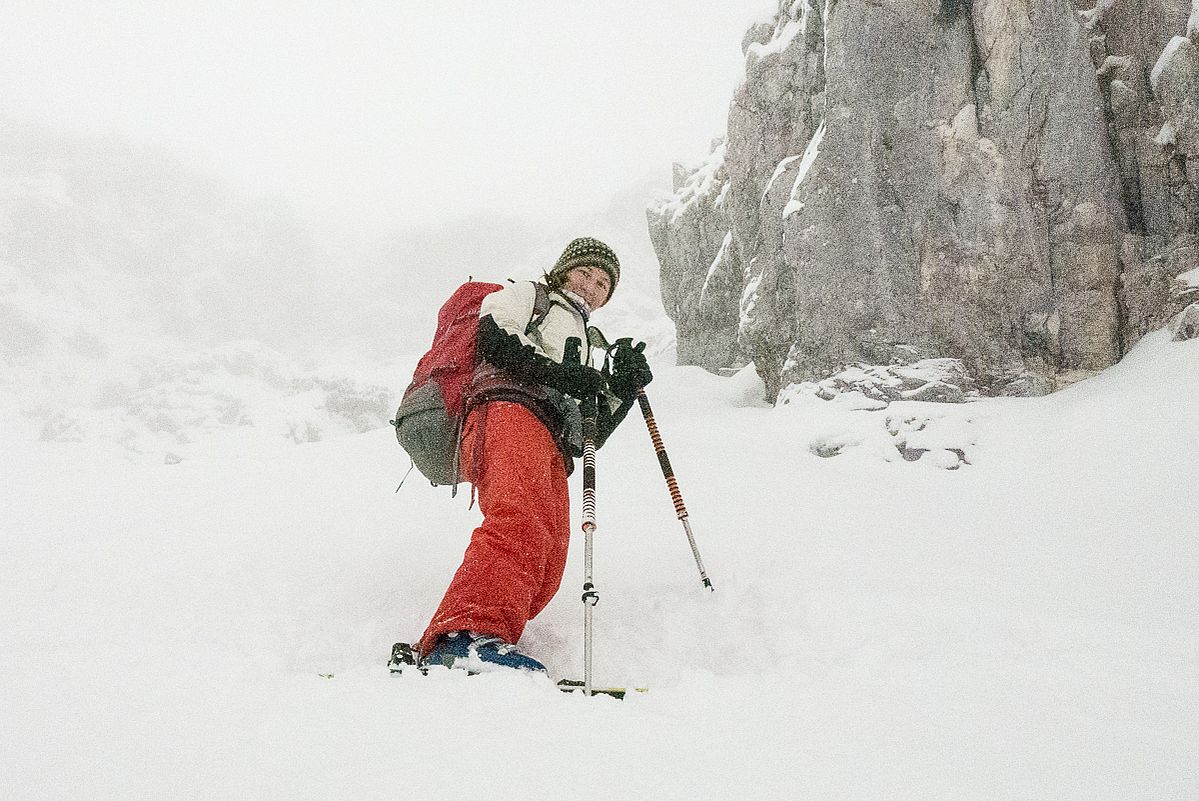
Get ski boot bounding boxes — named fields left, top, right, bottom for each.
left=421, top=630, right=547, bottom=674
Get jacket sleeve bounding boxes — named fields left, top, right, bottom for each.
left=476, top=282, right=553, bottom=380
left=478, top=281, right=539, bottom=348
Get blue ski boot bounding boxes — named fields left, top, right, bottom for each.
left=421, top=631, right=547, bottom=674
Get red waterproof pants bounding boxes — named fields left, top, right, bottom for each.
left=417, top=401, right=571, bottom=655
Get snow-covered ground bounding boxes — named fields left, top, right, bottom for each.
left=2, top=331, right=1196, bottom=800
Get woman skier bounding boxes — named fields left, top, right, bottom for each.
left=416, top=237, right=652, bottom=674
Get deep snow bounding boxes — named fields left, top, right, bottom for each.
left=2, top=333, right=1197, bottom=800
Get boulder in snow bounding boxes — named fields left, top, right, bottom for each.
left=1172, top=302, right=1199, bottom=340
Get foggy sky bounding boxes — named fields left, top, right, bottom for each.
left=4, top=2, right=777, bottom=239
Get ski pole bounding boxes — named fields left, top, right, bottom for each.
left=559, top=392, right=636, bottom=700
left=580, top=393, right=601, bottom=696
left=636, top=388, right=714, bottom=591
left=567, top=335, right=600, bottom=697
left=584, top=327, right=714, bottom=591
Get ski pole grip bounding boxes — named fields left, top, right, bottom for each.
left=564, top=336, right=582, bottom=364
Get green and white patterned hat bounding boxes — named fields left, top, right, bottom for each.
left=549, top=237, right=620, bottom=301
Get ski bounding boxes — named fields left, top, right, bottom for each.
left=389, top=643, right=646, bottom=698
left=556, top=679, right=648, bottom=700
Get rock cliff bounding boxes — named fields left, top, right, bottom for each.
left=649, top=0, right=1199, bottom=401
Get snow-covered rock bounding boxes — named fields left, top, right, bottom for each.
left=1172, top=301, right=1199, bottom=339
left=32, top=340, right=395, bottom=456
left=778, top=358, right=979, bottom=410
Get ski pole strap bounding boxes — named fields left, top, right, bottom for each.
left=636, top=390, right=688, bottom=520
left=395, top=459, right=416, bottom=493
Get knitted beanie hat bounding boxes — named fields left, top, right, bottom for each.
left=549, top=237, right=620, bottom=302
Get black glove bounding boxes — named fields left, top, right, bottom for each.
left=546, top=358, right=607, bottom=400
left=607, top=339, right=653, bottom=401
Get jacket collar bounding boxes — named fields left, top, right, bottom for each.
left=554, top=287, right=591, bottom=322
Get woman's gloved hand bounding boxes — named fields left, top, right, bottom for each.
left=548, top=359, right=608, bottom=399
left=546, top=336, right=608, bottom=400
left=607, top=339, right=653, bottom=400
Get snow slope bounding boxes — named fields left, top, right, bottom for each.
left=2, top=334, right=1197, bottom=800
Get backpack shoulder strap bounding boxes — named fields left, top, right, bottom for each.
left=525, top=282, right=552, bottom=336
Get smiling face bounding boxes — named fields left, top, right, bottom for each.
left=562, top=265, right=612, bottom=310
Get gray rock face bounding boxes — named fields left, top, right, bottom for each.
left=649, top=0, right=1199, bottom=402
left=647, top=145, right=740, bottom=371
left=1089, top=0, right=1199, bottom=345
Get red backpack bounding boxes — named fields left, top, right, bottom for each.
left=392, top=281, right=550, bottom=488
